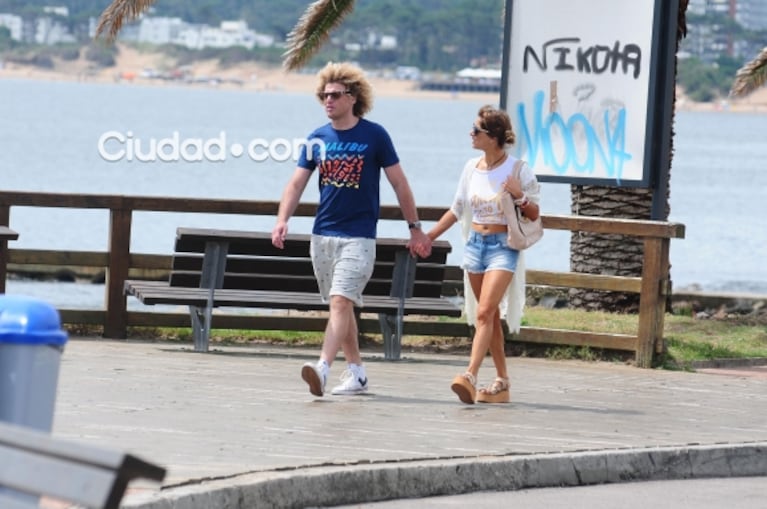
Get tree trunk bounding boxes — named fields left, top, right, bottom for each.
left=568, top=185, right=653, bottom=312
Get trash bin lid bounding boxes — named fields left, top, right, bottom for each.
left=0, top=295, right=68, bottom=346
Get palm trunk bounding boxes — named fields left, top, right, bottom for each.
left=568, top=186, right=654, bottom=312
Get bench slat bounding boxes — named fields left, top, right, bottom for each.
left=0, top=445, right=115, bottom=508
left=172, top=255, right=451, bottom=283
left=175, top=228, right=451, bottom=263
left=126, top=281, right=461, bottom=317
left=167, top=272, right=445, bottom=298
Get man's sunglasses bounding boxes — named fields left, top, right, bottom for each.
left=318, top=90, right=352, bottom=101
left=471, top=124, right=489, bottom=136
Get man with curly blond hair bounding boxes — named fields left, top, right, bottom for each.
left=272, top=62, right=431, bottom=397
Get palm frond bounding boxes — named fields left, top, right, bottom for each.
left=730, top=47, right=767, bottom=98
left=282, top=0, right=356, bottom=72
left=94, top=0, right=157, bottom=42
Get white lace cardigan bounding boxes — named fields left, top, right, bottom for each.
left=449, top=155, right=541, bottom=333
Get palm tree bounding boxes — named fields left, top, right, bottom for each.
left=730, top=47, right=767, bottom=99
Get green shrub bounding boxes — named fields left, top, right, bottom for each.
left=84, top=42, right=117, bottom=67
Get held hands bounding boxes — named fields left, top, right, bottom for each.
left=407, top=229, right=432, bottom=259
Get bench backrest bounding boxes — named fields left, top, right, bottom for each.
left=170, top=228, right=453, bottom=298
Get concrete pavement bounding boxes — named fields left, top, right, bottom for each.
left=50, top=339, right=767, bottom=508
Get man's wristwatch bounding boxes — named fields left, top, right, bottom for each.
left=408, top=221, right=422, bottom=230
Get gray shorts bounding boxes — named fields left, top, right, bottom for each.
left=310, top=235, right=376, bottom=307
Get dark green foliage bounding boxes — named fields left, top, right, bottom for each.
left=163, top=43, right=284, bottom=67
left=12, top=52, right=55, bottom=68
left=0, top=26, right=13, bottom=50
left=677, top=56, right=737, bottom=102
left=49, top=44, right=82, bottom=60
left=84, top=41, right=117, bottom=66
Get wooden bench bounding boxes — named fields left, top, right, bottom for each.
left=125, top=227, right=462, bottom=359
left=0, top=420, right=165, bottom=509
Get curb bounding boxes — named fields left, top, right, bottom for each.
left=691, top=357, right=767, bottom=369
left=123, top=442, right=767, bottom=509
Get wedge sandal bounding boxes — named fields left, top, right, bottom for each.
left=476, top=376, right=510, bottom=404
left=450, top=372, right=477, bottom=404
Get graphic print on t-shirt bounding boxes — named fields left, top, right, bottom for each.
left=468, top=164, right=510, bottom=223
left=470, top=194, right=502, bottom=222
left=319, top=154, right=364, bottom=189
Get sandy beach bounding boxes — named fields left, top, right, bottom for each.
left=0, top=44, right=498, bottom=102
left=2, top=43, right=766, bottom=111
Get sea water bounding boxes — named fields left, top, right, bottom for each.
left=1, top=79, right=766, bottom=308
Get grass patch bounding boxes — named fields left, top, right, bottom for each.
left=521, top=307, right=638, bottom=335
left=660, top=316, right=767, bottom=369
left=525, top=307, right=767, bottom=368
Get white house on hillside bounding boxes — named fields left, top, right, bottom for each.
left=0, top=13, right=22, bottom=40
left=116, top=16, right=274, bottom=50
left=175, top=20, right=274, bottom=50
left=42, top=6, right=69, bottom=17
left=35, top=16, right=76, bottom=45
left=137, top=16, right=184, bottom=45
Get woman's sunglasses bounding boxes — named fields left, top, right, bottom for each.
left=471, top=125, right=489, bottom=136
left=318, top=90, right=352, bottom=101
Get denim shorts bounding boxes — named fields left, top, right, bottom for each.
left=310, top=234, right=376, bottom=307
left=462, top=231, right=519, bottom=274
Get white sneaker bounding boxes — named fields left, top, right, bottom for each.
left=301, top=362, right=326, bottom=397
left=331, top=369, right=369, bottom=395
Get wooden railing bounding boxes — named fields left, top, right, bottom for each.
left=0, top=191, right=684, bottom=367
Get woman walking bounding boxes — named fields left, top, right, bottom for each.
left=423, top=105, right=540, bottom=404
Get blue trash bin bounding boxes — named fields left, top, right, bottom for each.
left=0, top=295, right=68, bottom=432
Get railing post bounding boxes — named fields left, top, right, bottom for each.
left=0, top=204, right=9, bottom=294
left=104, top=204, right=132, bottom=339
left=636, top=237, right=671, bottom=368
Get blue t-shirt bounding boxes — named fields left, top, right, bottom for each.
left=298, top=118, right=399, bottom=238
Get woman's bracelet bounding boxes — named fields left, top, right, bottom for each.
left=513, top=193, right=529, bottom=207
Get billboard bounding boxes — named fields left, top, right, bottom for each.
left=501, top=0, right=679, bottom=187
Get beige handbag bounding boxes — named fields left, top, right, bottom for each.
left=501, top=160, right=543, bottom=250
